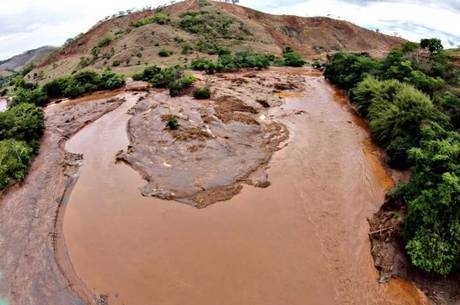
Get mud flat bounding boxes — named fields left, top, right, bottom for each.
left=62, top=68, right=430, bottom=305
left=0, top=93, right=127, bottom=305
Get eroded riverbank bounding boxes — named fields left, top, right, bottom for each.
left=61, top=68, right=430, bottom=305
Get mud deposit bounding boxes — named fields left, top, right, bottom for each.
left=59, top=68, right=433, bottom=305
left=0, top=94, right=124, bottom=305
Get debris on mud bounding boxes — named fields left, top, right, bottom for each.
left=117, top=69, right=302, bottom=207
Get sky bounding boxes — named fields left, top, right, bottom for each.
left=0, top=0, right=459, bottom=60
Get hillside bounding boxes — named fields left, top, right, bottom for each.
left=0, top=46, right=56, bottom=77
left=28, top=0, right=403, bottom=82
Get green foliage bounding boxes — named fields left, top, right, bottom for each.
left=11, top=87, right=49, bottom=107
left=168, top=75, right=196, bottom=97
left=324, top=52, right=381, bottom=89
left=158, top=48, right=173, bottom=57
left=421, top=38, right=444, bottom=53
left=97, top=36, right=113, bottom=48
left=282, top=47, right=306, bottom=67
left=166, top=116, right=179, bottom=130
left=326, top=39, right=460, bottom=275
left=0, top=103, right=44, bottom=190
left=193, top=86, right=211, bottom=99
left=196, top=39, right=229, bottom=55
left=0, top=103, right=45, bottom=145
left=179, top=11, right=239, bottom=38
left=0, top=140, right=33, bottom=190
left=42, top=70, right=125, bottom=99
left=435, top=92, right=460, bottom=129
left=402, top=132, right=460, bottom=275
left=191, top=58, right=216, bottom=74
left=131, top=12, right=170, bottom=27
left=133, top=66, right=195, bottom=96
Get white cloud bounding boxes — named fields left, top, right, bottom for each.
left=0, top=0, right=459, bottom=60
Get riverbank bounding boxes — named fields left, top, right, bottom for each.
left=62, top=68, right=429, bottom=305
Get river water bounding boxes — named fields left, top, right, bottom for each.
left=63, top=72, right=429, bottom=305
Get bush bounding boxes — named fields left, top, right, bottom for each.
left=168, top=75, right=196, bottom=97
left=191, top=58, right=216, bottom=74
left=11, top=87, right=49, bottom=107
left=324, top=52, right=381, bottom=89
left=194, top=86, right=211, bottom=99
left=421, top=38, right=444, bottom=53
left=0, top=103, right=45, bottom=145
left=41, top=70, right=125, bottom=99
left=158, top=49, right=173, bottom=57
left=99, top=70, right=125, bottom=89
left=282, top=48, right=306, bottom=67
left=97, top=36, right=113, bottom=48
left=133, top=66, right=195, bottom=97
left=0, top=140, right=33, bottom=190
left=131, top=12, right=170, bottom=27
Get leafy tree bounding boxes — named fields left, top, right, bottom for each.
left=421, top=38, right=444, bottom=53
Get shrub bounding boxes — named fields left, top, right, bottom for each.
left=97, top=36, right=113, bottom=48
left=324, top=52, right=381, bottom=89
left=41, top=70, right=125, bottom=99
left=194, top=86, right=211, bottom=99
left=0, top=103, right=45, bottom=145
left=420, top=38, right=444, bottom=53
left=282, top=48, right=306, bottom=67
left=179, top=11, right=238, bottom=38
left=131, top=12, right=170, bottom=27
left=0, top=140, right=33, bottom=190
left=191, top=58, right=216, bottom=73
left=168, top=75, right=196, bottom=97
left=158, top=49, right=173, bottom=57
left=99, top=70, right=125, bottom=89
left=11, top=87, right=49, bottom=107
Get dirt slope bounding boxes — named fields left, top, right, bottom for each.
left=29, top=0, right=403, bottom=82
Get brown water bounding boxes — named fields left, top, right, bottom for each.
left=63, top=75, right=428, bottom=305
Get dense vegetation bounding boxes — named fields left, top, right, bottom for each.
left=8, top=69, right=125, bottom=107
left=130, top=11, right=170, bottom=27
left=42, top=70, right=125, bottom=99
left=132, top=65, right=196, bottom=96
left=0, top=103, right=44, bottom=190
left=324, top=39, right=460, bottom=276
left=191, top=48, right=305, bottom=74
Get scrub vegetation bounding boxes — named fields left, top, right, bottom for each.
left=325, top=39, right=460, bottom=276
left=0, top=68, right=125, bottom=191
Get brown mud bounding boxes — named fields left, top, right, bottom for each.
left=116, top=70, right=300, bottom=207
left=0, top=92, right=127, bottom=305
left=61, top=68, right=431, bottom=305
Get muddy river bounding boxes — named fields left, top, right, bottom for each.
left=63, top=71, right=428, bottom=305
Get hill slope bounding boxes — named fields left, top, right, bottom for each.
left=0, top=46, right=56, bottom=77
left=29, top=0, right=403, bottom=82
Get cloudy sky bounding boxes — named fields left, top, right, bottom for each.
left=0, top=0, right=459, bottom=60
